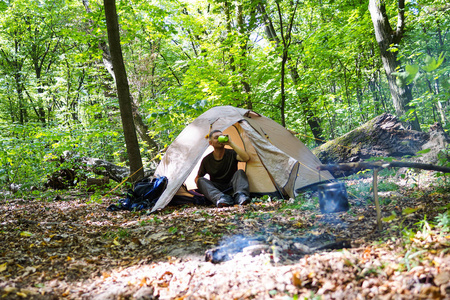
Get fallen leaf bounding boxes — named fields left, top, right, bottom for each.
left=4, top=286, right=17, bottom=293
left=434, top=271, right=450, bottom=286
left=382, top=213, right=397, bottom=222
left=0, top=262, right=7, bottom=272
left=292, top=271, right=302, bottom=287
left=16, top=292, right=27, bottom=298
left=20, top=231, right=33, bottom=237
left=402, top=207, right=419, bottom=215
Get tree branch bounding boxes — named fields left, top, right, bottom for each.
left=256, top=3, right=280, bottom=46
left=394, top=0, right=406, bottom=43
left=318, top=161, right=450, bottom=173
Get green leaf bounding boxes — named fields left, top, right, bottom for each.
left=437, top=203, right=450, bottom=211
left=405, top=64, right=419, bottom=80
left=421, top=53, right=445, bottom=72
left=394, top=63, right=422, bottom=86
left=0, top=1, right=7, bottom=12
left=416, top=148, right=431, bottom=154
left=168, top=227, right=178, bottom=234
left=402, top=207, right=419, bottom=215
left=382, top=212, right=397, bottom=222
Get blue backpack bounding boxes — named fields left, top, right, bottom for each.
left=107, top=176, right=168, bottom=211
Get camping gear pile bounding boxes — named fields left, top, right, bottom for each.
left=106, top=176, right=168, bottom=211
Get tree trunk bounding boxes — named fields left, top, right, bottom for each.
left=236, top=3, right=252, bottom=109
left=104, top=0, right=144, bottom=181
left=257, top=3, right=324, bottom=144
left=223, top=1, right=253, bottom=109
left=290, top=68, right=324, bottom=145
left=275, top=1, right=297, bottom=127
left=368, top=0, right=421, bottom=131
left=83, top=0, right=158, bottom=153
left=280, top=51, right=287, bottom=127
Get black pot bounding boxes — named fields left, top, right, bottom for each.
left=318, top=182, right=349, bottom=214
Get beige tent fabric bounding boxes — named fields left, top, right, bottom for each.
left=243, top=112, right=334, bottom=193
left=226, top=123, right=277, bottom=193
left=151, top=106, right=334, bottom=212
left=238, top=121, right=297, bottom=196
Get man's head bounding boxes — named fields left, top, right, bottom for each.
left=209, top=130, right=222, bottom=141
left=209, top=130, right=224, bottom=148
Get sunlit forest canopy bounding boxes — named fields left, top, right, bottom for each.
left=0, top=0, right=448, bottom=189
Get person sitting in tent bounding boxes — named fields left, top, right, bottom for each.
left=195, top=130, right=251, bottom=208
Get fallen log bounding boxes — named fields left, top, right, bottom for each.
left=45, top=151, right=157, bottom=189
left=81, top=157, right=129, bottom=182
left=313, top=114, right=450, bottom=173
left=313, top=113, right=429, bottom=165
left=87, top=176, right=110, bottom=191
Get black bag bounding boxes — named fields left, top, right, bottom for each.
left=107, top=176, right=168, bottom=212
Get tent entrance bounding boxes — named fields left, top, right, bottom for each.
left=183, top=122, right=280, bottom=196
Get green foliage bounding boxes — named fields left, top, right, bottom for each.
left=0, top=120, right=124, bottom=190
left=168, top=226, right=178, bottom=234
left=140, top=216, right=162, bottom=226
left=117, top=228, right=130, bottom=239
left=435, top=211, right=450, bottom=233
left=103, top=228, right=130, bottom=240
left=284, top=194, right=319, bottom=211
left=0, top=0, right=448, bottom=193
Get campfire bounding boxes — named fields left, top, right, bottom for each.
left=205, top=231, right=352, bottom=264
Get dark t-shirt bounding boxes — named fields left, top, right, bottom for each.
left=197, top=149, right=238, bottom=184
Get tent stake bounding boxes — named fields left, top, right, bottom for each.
left=373, top=168, right=382, bottom=231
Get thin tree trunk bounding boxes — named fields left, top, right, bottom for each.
left=426, top=78, right=447, bottom=126
left=237, top=3, right=252, bottom=109
left=104, top=0, right=144, bottom=181
left=84, top=0, right=158, bottom=152
left=257, top=3, right=323, bottom=143
left=368, top=0, right=420, bottom=131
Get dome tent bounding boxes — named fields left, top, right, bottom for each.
left=151, top=106, right=334, bottom=212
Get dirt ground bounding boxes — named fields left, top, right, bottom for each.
left=1, top=171, right=450, bottom=299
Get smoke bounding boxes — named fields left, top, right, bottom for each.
left=205, top=235, right=264, bottom=263
left=205, top=182, right=352, bottom=264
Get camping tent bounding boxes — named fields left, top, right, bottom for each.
left=151, top=106, right=334, bottom=212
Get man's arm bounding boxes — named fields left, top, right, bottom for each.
left=195, top=158, right=207, bottom=184
left=229, top=141, right=250, bottom=162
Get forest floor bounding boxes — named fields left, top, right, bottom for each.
left=1, top=171, right=450, bottom=299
